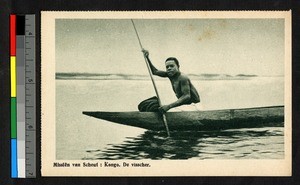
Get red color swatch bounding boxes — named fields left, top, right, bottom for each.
left=10, top=15, right=16, bottom=56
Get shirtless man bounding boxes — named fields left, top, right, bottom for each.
left=142, top=50, right=200, bottom=113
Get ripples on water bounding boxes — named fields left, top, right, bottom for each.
left=83, top=127, right=284, bottom=160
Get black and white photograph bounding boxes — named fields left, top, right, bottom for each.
left=41, top=11, right=291, bottom=176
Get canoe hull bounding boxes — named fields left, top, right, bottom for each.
left=82, top=106, right=284, bottom=131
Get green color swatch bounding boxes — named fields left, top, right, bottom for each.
left=11, top=97, right=17, bottom=138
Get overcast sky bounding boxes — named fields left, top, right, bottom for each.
left=55, top=18, right=284, bottom=76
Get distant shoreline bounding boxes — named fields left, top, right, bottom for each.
left=55, top=72, right=283, bottom=81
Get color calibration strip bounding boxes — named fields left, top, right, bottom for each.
left=10, top=14, right=36, bottom=178
left=10, top=14, right=17, bottom=178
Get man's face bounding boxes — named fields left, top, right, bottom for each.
left=165, top=60, right=179, bottom=77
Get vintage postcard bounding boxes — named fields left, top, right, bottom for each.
left=41, top=11, right=291, bottom=176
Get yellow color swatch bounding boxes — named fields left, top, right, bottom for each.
left=10, top=56, right=16, bottom=97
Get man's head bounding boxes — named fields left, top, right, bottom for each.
left=166, top=57, right=180, bottom=68
left=165, top=57, right=180, bottom=77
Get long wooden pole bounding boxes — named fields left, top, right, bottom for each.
left=131, top=19, right=170, bottom=137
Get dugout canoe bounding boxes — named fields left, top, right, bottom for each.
left=82, top=106, right=284, bottom=131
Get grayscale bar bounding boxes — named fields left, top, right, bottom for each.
left=17, top=35, right=26, bottom=178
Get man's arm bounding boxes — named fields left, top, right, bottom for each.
left=159, top=76, right=191, bottom=113
left=142, top=50, right=167, bottom=77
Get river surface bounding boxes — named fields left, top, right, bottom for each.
left=56, top=77, right=284, bottom=160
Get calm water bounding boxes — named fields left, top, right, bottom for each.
left=56, top=77, right=284, bottom=160
left=84, top=128, right=284, bottom=160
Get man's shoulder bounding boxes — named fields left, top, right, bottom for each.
left=178, top=73, right=190, bottom=81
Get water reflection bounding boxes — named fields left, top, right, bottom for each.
left=84, top=127, right=283, bottom=160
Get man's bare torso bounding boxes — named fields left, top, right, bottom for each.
left=169, top=73, right=200, bottom=104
